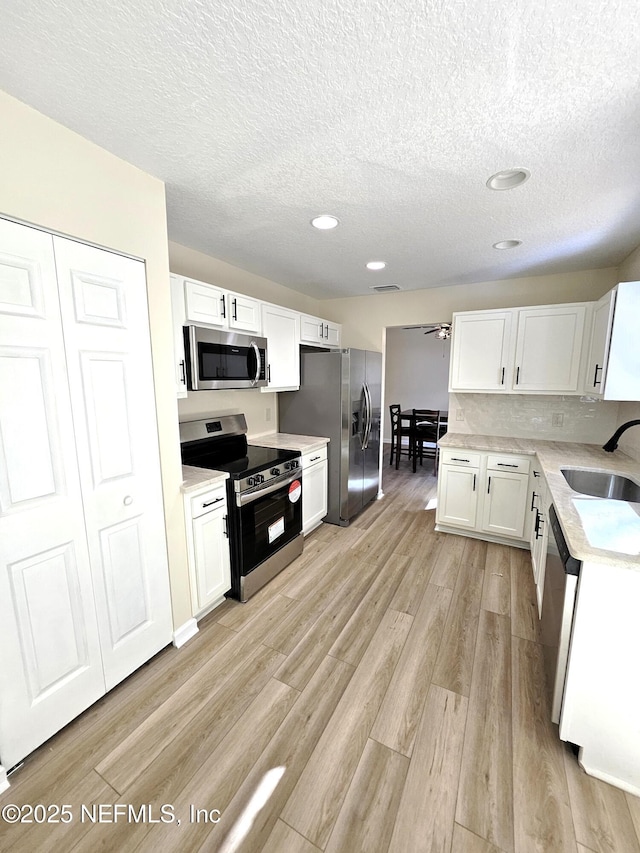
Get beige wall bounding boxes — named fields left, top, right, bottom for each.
left=614, top=244, right=640, bottom=461
left=0, top=90, right=193, bottom=628
left=321, top=268, right=619, bottom=351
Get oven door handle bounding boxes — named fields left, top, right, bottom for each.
left=236, top=471, right=300, bottom=506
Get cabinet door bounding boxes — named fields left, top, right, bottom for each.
left=481, top=471, right=528, bottom=539
left=170, top=275, right=188, bottom=398
left=53, top=237, right=173, bottom=691
left=585, top=290, right=615, bottom=395
left=325, top=321, right=341, bottom=347
left=449, top=311, right=513, bottom=391
left=436, top=464, right=479, bottom=528
left=228, top=292, right=262, bottom=335
left=300, top=314, right=324, bottom=345
left=513, top=305, right=586, bottom=392
left=303, top=459, right=328, bottom=534
left=184, top=279, right=227, bottom=327
left=261, top=303, right=300, bottom=391
left=192, top=506, right=231, bottom=611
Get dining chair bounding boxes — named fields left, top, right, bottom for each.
left=389, top=404, right=414, bottom=468
left=412, top=409, right=441, bottom=474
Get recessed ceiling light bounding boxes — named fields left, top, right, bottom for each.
left=493, top=240, right=522, bottom=249
left=366, top=261, right=386, bottom=270
left=486, top=169, right=530, bottom=191
left=311, top=214, right=339, bottom=230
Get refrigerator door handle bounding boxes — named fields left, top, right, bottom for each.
left=359, top=384, right=368, bottom=450
left=363, top=383, right=372, bottom=449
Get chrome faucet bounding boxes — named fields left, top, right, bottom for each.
left=602, top=420, right=640, bottom=452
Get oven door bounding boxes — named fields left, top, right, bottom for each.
left=186, top=325, right=267, bottom=390
left=234, top=471, right=302, bottom=577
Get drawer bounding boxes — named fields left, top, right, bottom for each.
left=189, top=486, right=227, bottom=520
left=302, top=445, right=328, bottom=468
left=440, top=448, right=481, bottom=468
left=486, top=454, right=531, bottom=475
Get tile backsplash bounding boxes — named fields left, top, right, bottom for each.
left=448, top=393, right=621, bottom=445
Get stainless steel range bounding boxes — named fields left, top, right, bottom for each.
left=180, top=415, right=303, bottom=601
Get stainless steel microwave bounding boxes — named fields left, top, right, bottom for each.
left=185, top=325, right=268, bottom=390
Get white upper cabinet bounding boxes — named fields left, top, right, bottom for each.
left=450, top=302, right=590, bottom=395
left=261, top=302, right=300, bottom=391
left=299, top=313, right=341, bottom=348
left=512, top=304, right=587, bottom=393
left=599, top=281, right=640, bottom=401
left=183, top=276, right=262, bottom=335
left=170, top=275, right=188, bottom=398
left=449, top=310, right=514, bottom=392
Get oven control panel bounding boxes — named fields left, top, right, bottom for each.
left=238, top=456, right=301, bottom=493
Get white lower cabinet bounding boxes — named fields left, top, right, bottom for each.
left=436, top=449, right=530, bottom=542
left=301, top=446, right=328, bottom=535
left=184, top=484, right=231, bottom=616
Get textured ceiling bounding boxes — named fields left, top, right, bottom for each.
left=1, top=0, right=640, bottom=299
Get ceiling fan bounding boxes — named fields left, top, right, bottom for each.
left=403, top=322, right=452, bottom=339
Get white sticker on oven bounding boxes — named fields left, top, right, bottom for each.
left=268, top=516, right=285, bottom=543
left=288, top=479, right=302, bottom=503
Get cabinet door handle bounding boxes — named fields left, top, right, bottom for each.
left=223, top=515, right=228, bottom=537
left=232, top=297, right=238, bottom=321
left=267, top=364, right=271, bottom=382
left=533, top=470, right=540, bottom=478
left=325, top=323, right=329, bottom=339
left=515, top=366, right=520, bottom=384
left=593, top=363, right=602, bottom=386
left=530, top=491, right=538, bottom=511
left=179, top=360, right=186, bottom=384
left=501, top=366, right=505, bottom=385
left=487, top=476, right=491, bottom=494
left=451, top=457, right=470, bottom=463
left=535, top=515, right=545, bottom=540
left=473, top=474, right=476, bottom=491
left=202, top=496, right=225, bottom=508
left=220, top=294, right=226, bottom=319
left=318, top=323, right=324, bottom=338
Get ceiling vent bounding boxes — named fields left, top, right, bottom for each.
left=370, top=284, right=401, bottom=293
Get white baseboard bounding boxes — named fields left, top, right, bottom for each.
left=0, top=764, right=9, bottom=794
left=172, top=618, right=199, bottom=649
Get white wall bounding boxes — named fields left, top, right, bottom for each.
left=384, top=327, right=451, bottom=439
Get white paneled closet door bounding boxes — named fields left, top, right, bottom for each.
left=52, top=236, right=173, bottom=691
left=0, top=219, right=173, bottom=772
left=0, top=220, right=105, bottom=769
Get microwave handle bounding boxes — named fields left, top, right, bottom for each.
left=250, top=341, right=261, bottom=385
left=187, top=325, right=200, bottom=390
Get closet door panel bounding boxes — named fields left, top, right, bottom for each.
left=0, top=219, right=104, bottom=770
left=53, top=237, right=172, bottom=690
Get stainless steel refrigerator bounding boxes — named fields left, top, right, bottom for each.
left=279, top=348, right=382, bottom=525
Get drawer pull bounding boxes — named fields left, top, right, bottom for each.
left=310, top=455, right=321, bottom=462
left=533, top=470, right=540, bottom=478
left=496, top=462, right=519, bottom=468
left=451, top=457, right=470, bottom=463
left=202, top=496, right=224, bottom=508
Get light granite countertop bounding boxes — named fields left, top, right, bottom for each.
left=181, top=465, right=229, bottom=494
left=249, top=432, right=330, bottom=453
left=439, top=432, right=640, bottom=571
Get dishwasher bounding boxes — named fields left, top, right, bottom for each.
left=540, top=505, right=581, bottom=725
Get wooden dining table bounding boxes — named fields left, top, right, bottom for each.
left=398, top=410, right=448, bottom=472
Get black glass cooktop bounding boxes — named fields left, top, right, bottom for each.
left=181, top=434, right=298, bottom=479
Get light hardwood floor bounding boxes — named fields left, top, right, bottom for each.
left=2, top=456, right=640, bottom=853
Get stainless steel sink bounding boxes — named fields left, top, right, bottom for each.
left=561, top=468, right=640, bottom=501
